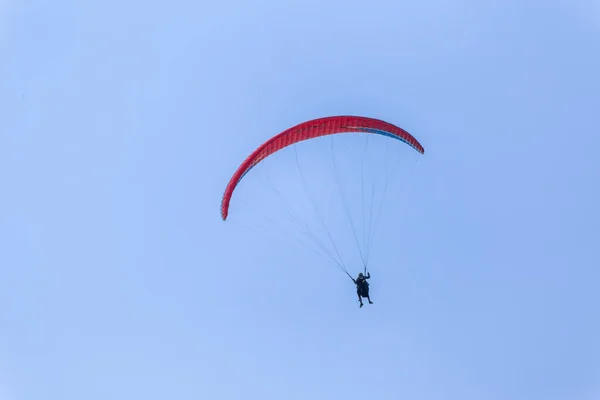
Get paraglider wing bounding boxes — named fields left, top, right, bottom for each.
left=220, top=115, right=424, bottom=221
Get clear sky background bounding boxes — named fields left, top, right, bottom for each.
left=1, top=0, right=599, bottom=399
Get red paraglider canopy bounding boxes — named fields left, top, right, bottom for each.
left=220, top=115, right=424, bottom=221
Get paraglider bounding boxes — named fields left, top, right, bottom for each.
left=220, top=115, right=424, bottom=221
left=352, top=272, right=373, bottom=308
left=220, top=115, right=424, bottom=307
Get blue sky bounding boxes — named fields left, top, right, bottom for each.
left=1, top=0, right=599, bottom=399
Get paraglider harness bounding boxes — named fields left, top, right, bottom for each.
left=352, top=268, right=371, bottom=298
